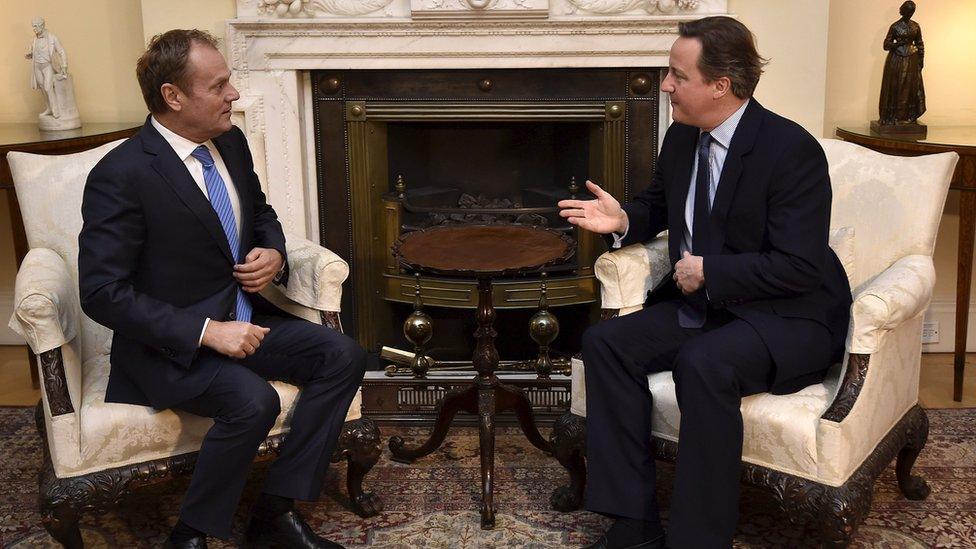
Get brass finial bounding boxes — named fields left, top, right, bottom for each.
left=529, top=272, right=559, bottom=379
left=568, top=176, right=579, bottom=199
left=395, top=174, right=406, bottom=199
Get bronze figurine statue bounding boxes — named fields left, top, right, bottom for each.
left=872, top=1, right=926, bottom=138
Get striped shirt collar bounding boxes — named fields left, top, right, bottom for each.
left=702, top=99, right=750, bottom=149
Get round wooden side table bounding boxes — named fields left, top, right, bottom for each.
left=387, top=223, right=574, bottom=528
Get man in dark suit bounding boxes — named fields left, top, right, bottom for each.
left=79, top=29, right=365, bottom=549
left=558, top=17, right=851, bottom=548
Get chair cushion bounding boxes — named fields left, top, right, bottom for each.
left=647, top=372, right=829, bottom=480
left=829, top=226, right=855, bottom=288
left=52, top=352, right=362, bottom=478
left=570, top=359, right=829, bottom=480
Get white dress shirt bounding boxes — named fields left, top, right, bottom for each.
left=150, top=116, right=243, bottom=346
left=150, top=117, right=242, bottom=236
left=612, top=99, right=750, bottom=252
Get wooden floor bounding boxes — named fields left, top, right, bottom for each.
left=2, top=345, right=974, bottom=408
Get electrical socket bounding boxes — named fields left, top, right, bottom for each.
left=922, top=320, right=939, bottom=344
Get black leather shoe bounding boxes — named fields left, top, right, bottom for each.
left=244, top=509, right=343, bottom=548
left=164, top=535, right=208, bottom=548
left=583, top=534, right=665, bottom=549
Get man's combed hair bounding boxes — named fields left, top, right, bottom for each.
left=136, top=29, right=220, bottom=114
left=678, top=16, right=768, bottom=99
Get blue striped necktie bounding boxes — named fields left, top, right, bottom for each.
left=191, top=145, right=253, bottom=323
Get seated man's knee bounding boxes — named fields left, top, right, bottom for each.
left=672, top=344, right=734, bottom=395
left=325, top=335, right=368, bottom=383
left=227, top=382, right=281, bottom=429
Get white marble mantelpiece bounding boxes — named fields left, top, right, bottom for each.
left=228, top=0, right=728, bottom=239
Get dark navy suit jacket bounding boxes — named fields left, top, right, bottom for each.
left=619, top=100, right=852, bottom=394
left=79, top=117, right=289, bottom=409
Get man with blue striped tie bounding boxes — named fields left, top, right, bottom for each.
left=79, top=30, right=365, bottom=548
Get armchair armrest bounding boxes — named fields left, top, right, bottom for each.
left=8, top=248, right=81, bottom=417
left=260, top=232, right=350, bottom=324
left=594, top=234, right=670, bottom=314
left=847, top=254, right=934, bottom=355
left=821, top=254, right=934, bottom=424
left=8, top=248, right=80, bottom=353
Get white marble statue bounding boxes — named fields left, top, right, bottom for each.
left=26, top=17, right=81, bottom=131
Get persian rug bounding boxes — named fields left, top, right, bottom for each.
left=1, top=407, right=973, bottom=548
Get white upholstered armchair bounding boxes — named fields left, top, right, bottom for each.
left=549, top=138, right=959, bottom=547
left=6, top=140, right=382, bottom=548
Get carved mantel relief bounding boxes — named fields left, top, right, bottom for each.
left=559, top=0, right=701, bottom=15
left=238, top=0, right=722, bottom=18
left=410, top=0, right=549, bottom=19
left=246, top=0, right=406, bottom=18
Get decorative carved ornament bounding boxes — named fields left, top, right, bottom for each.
left=563, top=0, right=700, bottom=14
left=821, top=353, right=870, bottom=423
left=258, top=0, right=398, bottom=17
left=245, top=0, right=719, bottom=17
left=40, top=349, right=73, bottom=416
left=411, top=0, right=549, bottom=18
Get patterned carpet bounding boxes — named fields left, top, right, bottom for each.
left=1, top=407, right=973, bottom=548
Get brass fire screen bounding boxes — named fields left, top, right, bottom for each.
left=313, top=69, right=661, bottom=363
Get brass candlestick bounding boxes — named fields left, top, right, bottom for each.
left=529, top=272, right=559, bottom=379
left=403, top=273, right=433, bottom=378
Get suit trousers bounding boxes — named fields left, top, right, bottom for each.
left=582, top=299, right=803, bottom=548
left=173, top=309, right=367, bottom=539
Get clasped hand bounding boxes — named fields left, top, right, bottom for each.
left=234, top=247, right=283, bottom=294
left=202, top=321, right=269, bottom=359
left=201, top=247, right=283, bottom=358
left=673, top=251, right=705, bottom=295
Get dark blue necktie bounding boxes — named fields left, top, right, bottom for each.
left=678, top=132, right=712, bottom=329
left=190, top=145, right=252, bottom=323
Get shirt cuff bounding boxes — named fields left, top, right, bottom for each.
left=198, top=318, right=211, bottom=348
left=611, top=227, right=629, bottom=249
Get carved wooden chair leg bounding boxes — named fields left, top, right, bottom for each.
left=334, top=417, right=383, bottom=517
left=818, top=482, right=874, bottom=548
left=35, top=405, right=83, bottom=548
left=549, top=412, right=587, bottom=512
left=896, top=406, right=931, bottom=500
left=39, top=495, right=83, bottom=549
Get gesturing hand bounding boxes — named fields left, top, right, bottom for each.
left=557, top=180, right=628, bottom=235
left=234, top=247, right=283, bottom=293
left=202, top=320, right=270, bottom=359
left=673, top=251, right=705, bottom=295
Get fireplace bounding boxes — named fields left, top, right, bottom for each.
left=312, top=68, right=661, bottom=363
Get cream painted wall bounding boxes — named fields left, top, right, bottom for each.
left=0, top=0, right=147, bottom=124
left=824, top=0, right=976, bottom=351
left=825, top=0, right=976, bottom=130
left=139, top=0, right=236, bottom=55
left=730, top=0, right=830, bottom=137
left=0, top=0, right=147, bottom=343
